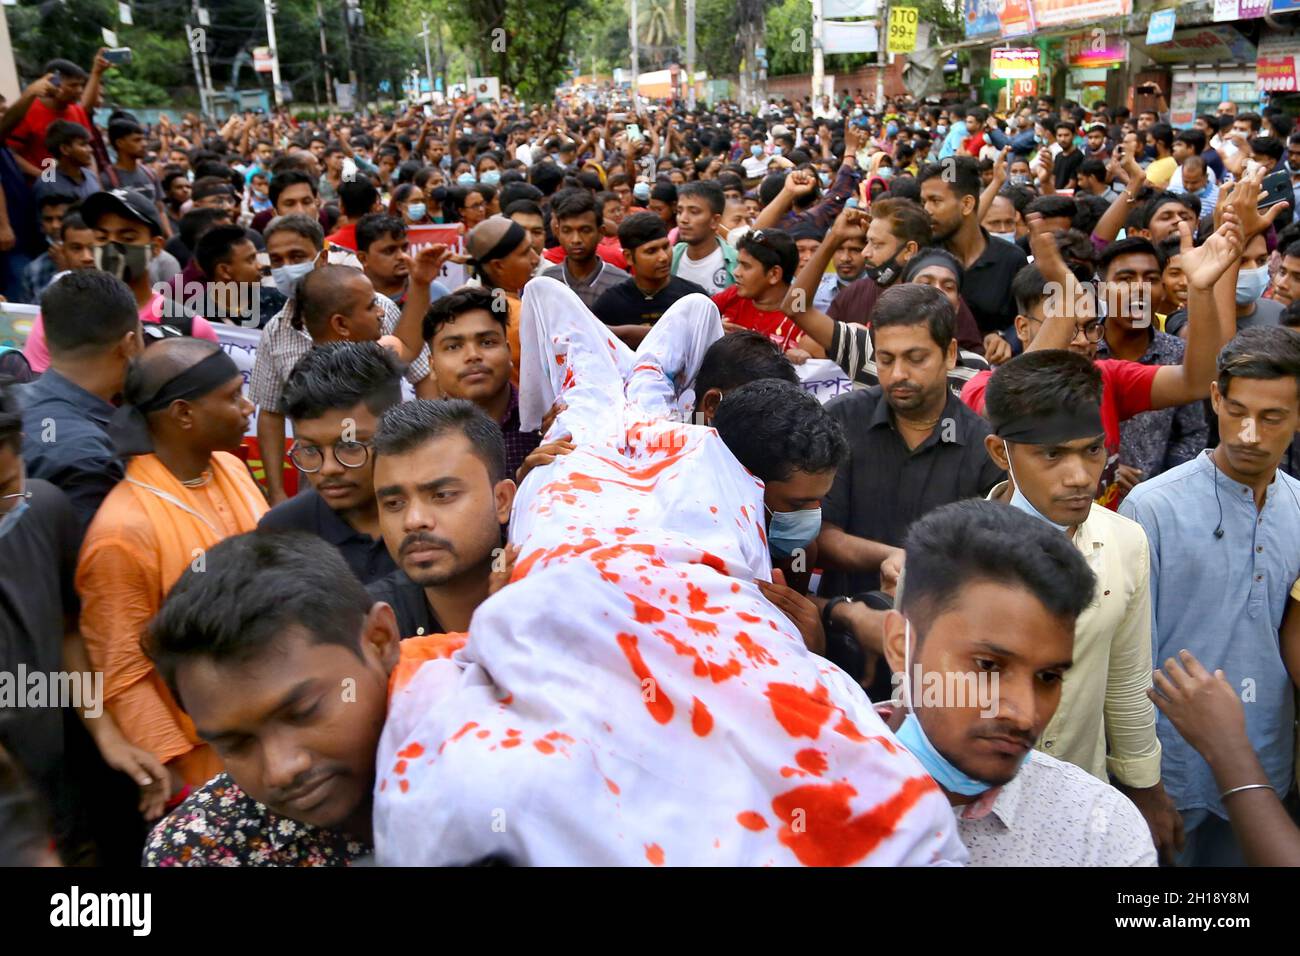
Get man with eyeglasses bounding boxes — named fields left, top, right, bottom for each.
left=258, top=342, right=403, bottom=586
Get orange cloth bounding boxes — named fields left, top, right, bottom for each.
left=388, top=632, right=467, bottom=698
left=507, top=292, right=521, bottom=388
left=77, top=451, right=269, bottom=788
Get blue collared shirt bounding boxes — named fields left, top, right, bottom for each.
left=19, top=369, right=123, bottom=541
left=1120, top=451, right=1300, bottom=819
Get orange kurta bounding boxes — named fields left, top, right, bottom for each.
left=77, top=451, right=269, bottom=789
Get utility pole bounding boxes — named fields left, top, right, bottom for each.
left=811, top=0, right=824, bottom=109
left=189, top=0, right=211, bottom=118
left=265, top=0, right=284, bottom=107
left=875, top=1, right=888, bottom=107
left=685, top=0, right=696, bottom=110
left=316, top=0, right=334, bottom=107
left=629, top=0, right=640, bottom=110
left=420, top=16, right=435, bottom=106
left=0, top=4, right=19, bottom=101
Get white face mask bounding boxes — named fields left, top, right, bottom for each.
left=990, top=231, right=1017, bottom=244
left=272, top=260, right=315, bottom=298
left=1236, top=265, right=1271, bottom=306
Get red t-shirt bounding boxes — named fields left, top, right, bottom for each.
left=712, top=285, right=802, bottom=351
left=543, top=239, right=629, bottom=272
left=325, top=223, right=357, bottom=251
left=960, top=358, right=1160, bottom=510
left=7, top=99, right=93, bottom=170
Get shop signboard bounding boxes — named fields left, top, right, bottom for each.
left=991, top=48, right=1040, bottom=80
left=1137, top=25, right=1257, bottom=65
left=1033, top=0, right=1132, bottom=29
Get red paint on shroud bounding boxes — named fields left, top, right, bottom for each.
left=765, top=682, right=835, bottom=739
left=771, top=776, right=938, bottom=867
left=629, top=593, right=666, bottom=624
left=737, top=811, right=768, bottom=831
left=617, top=632, right=674, bottom=724
left=501, top=737, right=522, bottom=749
left=697, top=551, right=729, bottom=575
left=736, top=631, right=777, bottom=666
left=605, top=778, right=621, bottom=795
left=645, top=843, right=665, bottom=866
left=691, top=697, right=714, bottom=736
left=534, top=739, right=556, bottom=754
left=795, top=748, right=828, bottom=776
left=398, top=779, right=410, bottom=793
left=397, top=741, right=427, bottom=758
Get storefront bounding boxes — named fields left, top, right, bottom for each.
left=1062, top=30, right=1128, bottom=109
left=1257, top=28, right=1300, bottom=116
left=1134, top=23, right=1260, bottom=128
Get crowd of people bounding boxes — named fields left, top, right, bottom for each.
left=2, top=50, right=1300, bottom=867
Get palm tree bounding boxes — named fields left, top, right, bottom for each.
left=637, top=0, right=679, bottom=66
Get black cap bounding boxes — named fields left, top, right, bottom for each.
left=81, top=188, right=165, bottom=237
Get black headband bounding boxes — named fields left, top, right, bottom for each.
left=473, top=220, right=527, bottom=267
left=994, top=406, right=1105, bottom=446
left=109, top=349, right=241, bottom=457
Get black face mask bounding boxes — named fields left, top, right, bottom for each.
left=866, top=250, right=903, bottom=287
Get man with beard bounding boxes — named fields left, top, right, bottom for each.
left=368, top=399, right=516, bottom=639
left=919, top=156, right=1027, bottom=362
left=782, top=201, right=985, bottom=374
left=877, top=500, right=1157, bottom=866
left=814, top=283, right=1005, bottom=664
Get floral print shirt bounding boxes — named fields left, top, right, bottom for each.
left=142, top=773, right=370, bottom=867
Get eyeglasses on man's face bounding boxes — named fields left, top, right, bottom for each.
left=288, top=439, right=374, bottom=473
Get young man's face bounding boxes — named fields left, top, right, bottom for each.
left=309, top=138, right=328, bottom=160
left=167, top=177, right=192, bottom=206
left=920, top=178, right=968, bottom=243
left=484, top=235, right=539, bottom=294
left=1272, top=254, right=1300, bottom=306
left=1102, top=251, right=1160, bottom=331
left=612, top=182, right=632, bottom=208
left=630, top=237, right=672, bottom=284
left=874, top=322, right=956, bottom=416
left=1086, top=130, right=1105, bottom=152
left=39, top=202, right=70, bottom=240
left=1161, top=253, right=1188, bottom=310
left=429, top=308, right=512, bottom=409
left=1009, top=159, right=1031, bottom=179
left=1015, top=300, right=1099, bottom=361
left=373, top=431, right=515, bottom=588
left=763, top=467, right=835, bottom=520
left=1239, top=233, right=1270, bottom=293
left=648, top=198, right=675, bottom=226
left=881, top=581, right=1073, bottom=790
left=794, top=238, right=820, bottom=274
left=292, top=402, right=382, bottom=513
left=720, top=202, right=749, bottom=232
left=1055, top=128, right=1074, bottom=150
left=1171, top=140, right=1191, bottom=163
left=325, top=151, right=344, bottom=175
left=1146, top=201, right=1196, bottom=244
left=256, top=143, right=274, bottom=166
left=509, top=212, right=546, bottom=255
left=864, top=216, right=909, bottom=272
left=334, top=273, right=384, bottom=342
left=556, top=211, right=600, bottom=264
left=675, top=194, right=719, bottom=245
left=1211, top=376, right=1300, bottom=480
left=176, top=620, right=398, bottom=833
left=60, top=226, right=97, bottom=270
left=276, top=183, right=319, bottom=219
left=833, top=233, right=867, bottom=281
left=61, top=136, right=93, bottom=168
left=908, top=265, right=960, bottom=314
left=601, top=200, right=625, bottom=236
left=169, top=149, right=190, bottom=170
left=216, top=238, right=262, bottom=284
left=732, top=247, right=779, bottom=299
left=117, top=131, right=147, bottom=160
left=360, top=232, right=410, bottom=286
left=1181, top=162, right=1208, bottom=195
left=991, top=434, right=1106, bottom=527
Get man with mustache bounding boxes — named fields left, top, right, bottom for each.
left=1121, top=326, right=1300, bottom=866
left=368, top=399, right=517, bottom=639
left=878, top=500, right=1157, bottom=866
left=258, top=342, right=403, bottom=585
left=980, top=348, right=1179, bottom=861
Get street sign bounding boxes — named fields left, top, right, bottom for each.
left=888, top=7, right=919, bottom=54
left=990, top=48, right=1039, bottom=80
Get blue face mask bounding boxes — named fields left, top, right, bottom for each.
left=480, top=169, right=501, bottom=186
left=633, top=182, right=651, bottom=201
left=887, top=122, right=899, bottom=136
left=772, top=146, right=783, bottom=156
left=893, top=619, right=1000, bottom=796
left=766, top=504, right=822, bottom=558
left=1004, top=440, right=1072, bottom=532
left=751, top=144, right=764, bottom=157
left=271, top=260, right=315, bottom=298
left=878, top=167, right=894, bottom=180
left=456, top=172, right=477, bottom=186
left=819, top=171, right=831, bottom=187
left=405, top=202, right=427, bottom=222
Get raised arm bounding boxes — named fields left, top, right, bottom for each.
left=780, top=204, right=865, bottom=350
left=1092, top=145, right=1145, bottom=245
left=977, top=147, right=1009, bottom=222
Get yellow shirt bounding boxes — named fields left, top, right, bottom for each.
left=1145, top=156, right=1177, bottom=189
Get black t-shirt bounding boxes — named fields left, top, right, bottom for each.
left=1054, top=147, right=1084, bottom=189
left=958, top=229, right=1028, bottom=337
left=367, top=569, right=443, bottom=639
left=258, top=487, right=396, bottom=585
left=592, top=275, right=707, bottom=326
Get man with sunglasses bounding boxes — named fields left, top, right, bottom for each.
left=258, top=342, right=403, bottom=586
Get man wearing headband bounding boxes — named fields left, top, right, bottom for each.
left=465, top=215, right=539, bottom=383
left=77, top=338, right=268, bottom=805
left=981, top=348, right=1179, bottom=861
left=878, top=500, right=1156, bottom=866
left=967, top=213, right=1244, bottom=510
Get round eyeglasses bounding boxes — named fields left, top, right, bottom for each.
left=288, top=439, right=374, bottom=473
